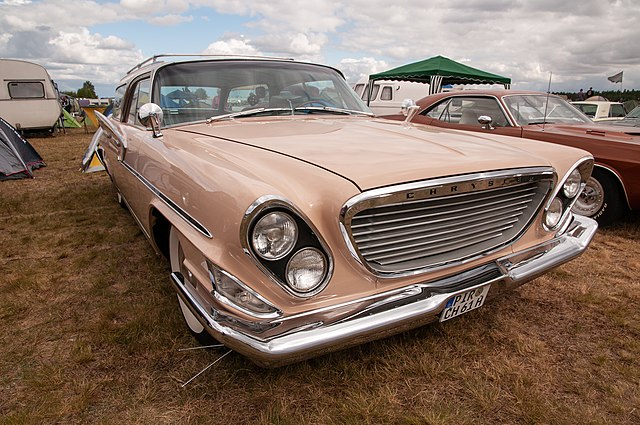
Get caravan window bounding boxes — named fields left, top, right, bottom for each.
left=361, top=84, right=380, bottom=101
left=380, top=86, right=393, bottom=101
left=354, top=84, right=364, bottom=96
left=8, top=82, right=45, bottom=99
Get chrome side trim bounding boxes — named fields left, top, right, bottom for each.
left=120, top=160, right=213, bottom=239
left=170, top=214, right=597, bottom=368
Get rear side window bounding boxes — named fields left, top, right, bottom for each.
left=112, top=85, right=126, bottom=121
left=610, top=104, right=626, bottom=117
left=8, top=82, right=45, bottom=98
left=127, top=79, right=150, bottom=126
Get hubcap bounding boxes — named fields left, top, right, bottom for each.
left=571, top=177, right=604, bottom=217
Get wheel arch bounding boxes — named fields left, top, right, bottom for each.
left=593, top=163, right=631, bottom=210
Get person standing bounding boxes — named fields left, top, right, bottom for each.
left=577, top=89, right=586, bottom=100
left=586, top=87, right=594, bottom=97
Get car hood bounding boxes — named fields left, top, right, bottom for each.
left=177, top=117, right=559, bottom=191
left=539, top=122, right=640, bottom=139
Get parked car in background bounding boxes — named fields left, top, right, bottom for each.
left=382, top=90, right=640, bottom=225
left=93, top=56, right=596, bottom=367
left=607, top=106, right=640, bottom=127
left=571, top=100, right=627, bottom=122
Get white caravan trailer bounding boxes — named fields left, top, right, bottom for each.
left=0, top=59, right=61, bottom=132
left=353, top=78, right=429, bottom=116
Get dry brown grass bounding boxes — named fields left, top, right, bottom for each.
left=1, top=129, right=638, bottom=425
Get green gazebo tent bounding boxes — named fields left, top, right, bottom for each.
left=368, top=55, right=511, bottom=100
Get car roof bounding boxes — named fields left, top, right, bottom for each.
left=416, top=89, right=562, bottom=104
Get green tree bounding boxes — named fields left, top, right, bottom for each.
left=77, top=81, right=97, bottom=98
left=195, top=88, right=208, bottom=100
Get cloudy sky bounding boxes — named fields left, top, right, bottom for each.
left=1, top=0, right=638, bottom=97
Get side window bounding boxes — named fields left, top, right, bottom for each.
left=610, top=104, right=626, bottom=117
left=424, top=97, right=509, bottom=127
left=354, top=84, right=364, bottom=97
left=127, top=79, right=150, bottom=126
left=112, top=84, right=126, bottom=121
left=424, top=99, right=454, bottom=121
left=8, top=82, right=45, bottom=98
left=380, top=86, right=392, bottom=101
left=456, top=97, right=509, bottom=127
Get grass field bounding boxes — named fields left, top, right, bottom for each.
left=1, top=129, right=638, bottom=424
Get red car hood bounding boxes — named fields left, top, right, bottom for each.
left=178, top=116, right=559, bottom=191
left=539, top=123, right=640, bottom=143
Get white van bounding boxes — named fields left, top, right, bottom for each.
left=353, top=79, right=429, bottom=116
left=0, top=59, right=62, bottom=132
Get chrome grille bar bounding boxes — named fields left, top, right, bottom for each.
left=340, top=168, right=554, bottom=276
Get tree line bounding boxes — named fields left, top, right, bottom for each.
left=61, top=81, right=98, bottom=99
left=555, top=89, right=640, bottom=103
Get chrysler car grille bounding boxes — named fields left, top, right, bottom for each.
left=341, top=168, right=554, bottom=276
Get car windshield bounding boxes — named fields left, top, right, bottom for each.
left=153, top=60, right=372, bottom=126
left=503, top=95, right=592, bottom=125
left=625, top=106, right=640, bottom=119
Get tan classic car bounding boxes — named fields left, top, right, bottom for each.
left=94, top=56, right=597, bottom=367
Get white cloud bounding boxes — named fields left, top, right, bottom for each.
left=203, top=37, right=261, bottom=56
left=338, top=57, right=390, bottom=83
left=0, top=0, right=638, bottom=95
left=148, top=14, right=193, bottom=26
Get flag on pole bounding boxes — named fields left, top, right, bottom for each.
left=607, top=71, right=623, bottom=83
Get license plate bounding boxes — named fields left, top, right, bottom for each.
left=440, top=285, right=491, bottom=322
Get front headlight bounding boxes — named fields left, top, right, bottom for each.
left=544, top=157, right=594, bottom=231
left=563, top=169, right=582, bottom=198
left=242, top=196, right=333, bottom=298
left=286, top=248, right=327, bottom=293
left=544, top=197, right=564, bottom=229
left=251, top=211, right=298, bottom=260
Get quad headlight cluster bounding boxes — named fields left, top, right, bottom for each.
left=544, top=160, right=594, bottom=230
left=244, top=201, right=332, bottom=297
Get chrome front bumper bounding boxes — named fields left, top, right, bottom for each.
left=170, top=215, right=597, bottom=367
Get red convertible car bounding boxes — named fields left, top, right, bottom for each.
left=383, top=90, right=640, bottom=225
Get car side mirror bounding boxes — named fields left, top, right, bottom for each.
left=138, top=103, right=164, bottom=138
left=401, top=99, right=420, bottom=127
left=478, top=115, right=494, bottom=130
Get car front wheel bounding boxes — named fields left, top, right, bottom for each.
left=169, top=226, right=216, bottom=345
left=571, top=169, right=624, bottom=226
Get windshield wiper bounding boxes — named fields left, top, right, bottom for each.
left=206, top=108, right=292, bottom=123
left=527, top=120, right=555, bottom=125
left=293, top=106, right=374, bottom=116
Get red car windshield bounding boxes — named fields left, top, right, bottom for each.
left=503, top=95, right=592, bottom=125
